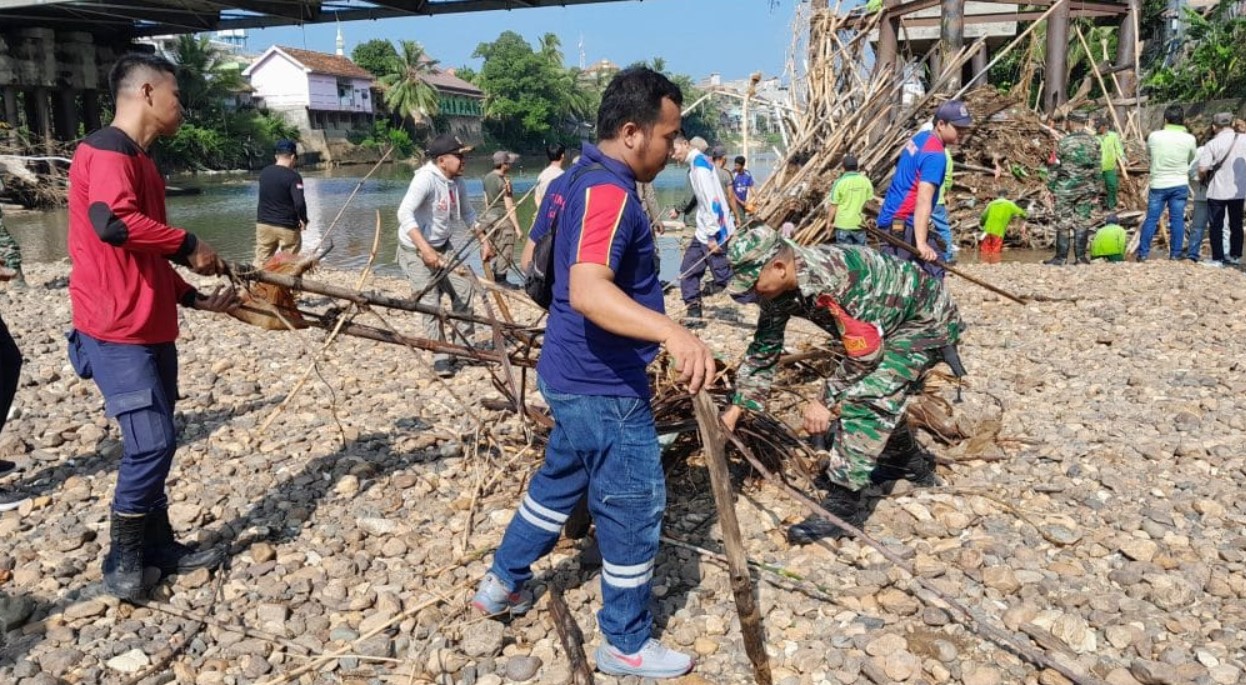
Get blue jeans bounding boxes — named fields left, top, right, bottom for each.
left=1137, top=186, right=1188, bottom=259
left=834, top=229, right=867, bottom=246
left=931, top=204, right=955, bottom=260
left=882, top=220, right=945, bottom=280
left=679, top=239, right=732, bottom=305
left=1186, top=200, right=1209, bottom=260
left=67, top=330, right=179, bottom=514
left=490, top=379, right=665, bottom=653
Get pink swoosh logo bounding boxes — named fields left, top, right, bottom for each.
left=614, top=652, right=643, bottom=668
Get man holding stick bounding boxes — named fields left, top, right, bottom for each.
left=720, top=226, right=963, bottom=545
left=65, top=53, right=240, bottom=600
left=473, top=67, right=713, bottom=679
left=396, top=134, right=491, bottom=378
left=876, top=101, right=973, bottom=280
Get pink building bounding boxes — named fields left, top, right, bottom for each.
left=243, top=45, right=376, bottom=137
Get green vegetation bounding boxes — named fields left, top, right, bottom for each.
left=154, top=35, right=299, bottom=171
left=1145, top=5, right=1246, bottom=102
left=379, top=41, right=442, bottom=129
left=348, top=120, right=416, bottom=158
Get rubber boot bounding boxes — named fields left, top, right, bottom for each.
left=683, top=303, right=705, bottom=330
left=144, top=507, right=225, bottom=575
left=1074, top=229, right=1091, bottom=265
left=1043, top=230, right=1069, bottom=266
left=102, top=512, right=148, bottom=601
left=786, top=483, right=866, bottom=545
left=873, top=424, right=941, bottom=487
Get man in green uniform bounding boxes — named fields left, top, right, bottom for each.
left=480, top=151, right=522, bottom=288
left=720, top=226, right=963, bottom=545
left=827, top=154, right=875, bottom=246
left=0, top=177, right=26, bottom=288
left=1090, top=214, right=1127, bottom=262
left=1096, top=118, right=1126, bottom=210
left=1044, top=112, right=1101, bottom=266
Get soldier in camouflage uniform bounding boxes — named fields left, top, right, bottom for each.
left=721, top=226, right=963, bottom=545
left=1044, top=111, right=1101, bottom=266
left=0, top=176, right=27, bottom=287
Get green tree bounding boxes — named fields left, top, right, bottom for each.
left=1145, top=5, right=1246, bottom=101
left=379, top=40, right=441, bottom=129
left=473, top=31, right=565, bottom=148
left=454, top=66, right=478, bottom=84
left=170, top=35, right=244, bottom=123
left=352, top=39, right=400, bottom=79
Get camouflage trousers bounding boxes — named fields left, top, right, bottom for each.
left=0, top=207, right=21, bottom=272
left=1052, top=194, right=1097, bottom=235
left=826, top=345, right=937, bottom=491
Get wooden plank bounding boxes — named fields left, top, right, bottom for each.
left=691, top=391, right=772, bottom=685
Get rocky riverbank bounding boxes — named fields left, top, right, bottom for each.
left=0, top=260, right=1244, bottom=685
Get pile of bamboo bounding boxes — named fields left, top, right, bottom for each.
left=754, top=3, right=1150, bottom=251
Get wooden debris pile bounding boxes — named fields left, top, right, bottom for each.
left=753, top=5, right=1149, bottom=251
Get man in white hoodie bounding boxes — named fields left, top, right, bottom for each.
left=397, top=134, right=491, bottom=378
left=670, top=135, right=735, bottom=328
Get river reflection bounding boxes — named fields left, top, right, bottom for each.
left=5, top=155, right=775, bottom=283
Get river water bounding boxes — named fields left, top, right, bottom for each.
left=5, top=154, right=1053, bottom=280
left=4, top=157, right=766, bottom=283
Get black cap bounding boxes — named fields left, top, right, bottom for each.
left=842, top=154, right=859, bottom=170
left=426, top=133, right=473, bottom=158
left=274, top=139, right=297, bottom=155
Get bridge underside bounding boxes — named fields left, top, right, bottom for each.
left=0, top=0, right=636, bottom=36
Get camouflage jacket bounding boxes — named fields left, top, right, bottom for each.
left=1048, top=131, right=1101, bottom=194
left=732, top=243, right=963, bottom=412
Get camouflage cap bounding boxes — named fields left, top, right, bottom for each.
left=726, top=225, right=784, bottom=295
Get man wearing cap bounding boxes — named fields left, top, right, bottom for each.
left=1194, top=112, right=1246, bottom=266
left=397, top=134, right=489, bottom=378
left=720, top=226, right=962, bottom=545
left=827, top=154, right=875, bottom=246
left=670, top=135, right=736, bottom=328
left=1136, top=104, right=1197, bottom=261
left=876, top=100, right=972, bottom=279
left=1043, top=112, right=1100, bottom=266
left=480, top=150, right=523, bottom=287
left=1090, top=214, right=1127, bottom=262
left=255, top=139, right=309, bottom=265
left=1096, top=118, right=1126, bottom=210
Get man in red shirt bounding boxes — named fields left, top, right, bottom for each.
left=66, top=53, right=239, bottom=600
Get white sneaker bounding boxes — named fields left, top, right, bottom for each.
left=595, top=638, right=695, bottom=679
left=1201, top=260, right=1224, bottom=268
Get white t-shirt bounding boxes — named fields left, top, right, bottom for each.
left=533, top=164, right=566, bottom=211
left=1197, top=129, right=1246, bottom=200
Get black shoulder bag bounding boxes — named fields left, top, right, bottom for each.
left=524, top=163, right=603, bottom=309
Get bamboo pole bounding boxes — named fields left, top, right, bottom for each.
left=1074, top=25, right=1131, bottom=182
left=692, top=390, right=772, bottom=685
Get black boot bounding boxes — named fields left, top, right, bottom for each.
left=873, top=424, right=941, bottom=487
left=1073, top=229, right=1091, bottom=265
left=786, top=483, right=867, bottom=545
left=683, top=303, right=705, bottom=329
left=144, top=507, right=225, bottom=575
left=1043, top=230, right=1069, bottom=266
left=103, top=512, right=148, bottom=601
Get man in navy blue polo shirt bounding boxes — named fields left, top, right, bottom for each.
left=877, top=100, right=973, bottom=280
left=472, top=67, right=714, bottom=680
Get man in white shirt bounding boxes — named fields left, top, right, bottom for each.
left=533, top=143, right=567, bottom=211
left=1195, top=112, right=1246, bottom=266
left=670, top=135, right=735, bottom=328
left=396, top=134, right=489, bottom=378
left=1136, top=105, right=1197, bottom=261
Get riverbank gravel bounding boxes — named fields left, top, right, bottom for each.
left=0, top=260, right=1243, bottom=684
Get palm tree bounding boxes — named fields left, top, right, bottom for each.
left=539, top=33, right=564, bottom=69
left=379, top=40, right=441, bottom=129
left=650, top=57, right=668, bottom=74
left=170, top=35, right=245, bottom=122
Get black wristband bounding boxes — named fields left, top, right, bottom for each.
left=180, top=288, right=201, bottom=308
left=175, top=232, right=199, bottom=260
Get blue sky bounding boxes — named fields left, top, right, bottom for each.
left=244, top=0, right=797, bottom=82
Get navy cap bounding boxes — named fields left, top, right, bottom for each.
left=934, top=100, right=973, bottom=127
left=274, top=139, right=297, bottom=155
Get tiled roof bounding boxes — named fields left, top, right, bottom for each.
left=276, top=46, right=374, bottom=80
left=422, top=68, right=483, bottom=97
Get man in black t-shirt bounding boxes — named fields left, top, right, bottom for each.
left=255, top=139, right=309, bottom=265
